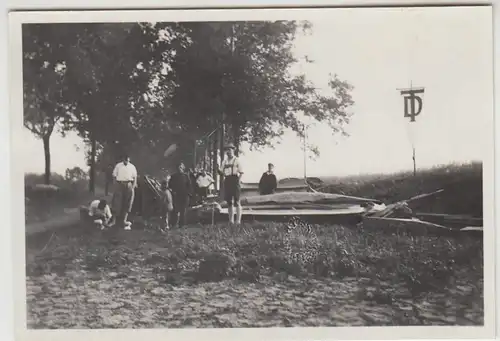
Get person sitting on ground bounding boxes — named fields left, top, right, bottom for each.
left=88, top=199, right=112, bottom=229
left=160, top=180, right=173, bottom=231
left=259, top=163, right=278, bottom=195
left=196, top=169, right=214, bottom=203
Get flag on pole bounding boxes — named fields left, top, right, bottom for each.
left=398, top=85, right=425, bottom=176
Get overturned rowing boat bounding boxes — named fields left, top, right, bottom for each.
left=135, top=176, right=481, bottom=237
left=223, top=192, right=385, bottom=216
left=194, top=184, right=387, bottom=221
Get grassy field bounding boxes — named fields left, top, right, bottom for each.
left=316, top=162, right=483, bottom=217
left=24, top=163, right=484, bottom=328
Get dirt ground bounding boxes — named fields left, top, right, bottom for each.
left=25, top=223, right=484, bottom=328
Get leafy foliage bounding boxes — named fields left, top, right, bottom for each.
left=64, top=166, right=88, bottom=182
left=163, top=21, right=354, bottom=154
left=23, top=21, right=355, bottom=185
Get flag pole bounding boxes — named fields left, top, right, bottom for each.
left=412, top=146, right=416, bottom=176
left=409, top=81, right=417, bottom=176
left=303, top=124, right=307, bottom=183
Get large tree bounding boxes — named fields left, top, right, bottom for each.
left=23, top=24, right=73, bottom=184
left=59, top=22, right=188, bottom=192
left=23, top=21, right=354, bottom=189
left=163, top=21, right=354, bottom=166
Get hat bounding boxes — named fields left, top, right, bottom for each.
left=224, top=143, right=236, bottom=150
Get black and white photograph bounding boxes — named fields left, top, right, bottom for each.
left=8, top=4, right=495, bottom=340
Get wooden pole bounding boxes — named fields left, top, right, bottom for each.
left=212, top=127, right=218, bottom=190
left=204, top=139, right=208, bottom=170
left=219, top=118, right=225, bottom=193
left=193, top=140, right=197, bottom=169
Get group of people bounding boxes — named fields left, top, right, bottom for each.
left=163, top=143, right=244, bottom=229
left=87, top=142, right=280, bottom=231
left=88, top=154, right=138, bottom=230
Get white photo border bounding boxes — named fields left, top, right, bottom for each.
left=6, top=3, right=496, bottom=341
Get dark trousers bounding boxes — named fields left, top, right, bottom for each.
left=170, top=194, right=189, bottom=227
left=198, top=187, right=209, bottom=200
left=224, top=175, right=241, bottom=207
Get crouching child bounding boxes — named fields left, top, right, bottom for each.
left=88, top=199, right=113, bottom=229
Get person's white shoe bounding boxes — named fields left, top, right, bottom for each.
left=124, top=221, right=132, bottom=230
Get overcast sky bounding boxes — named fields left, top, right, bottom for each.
left=20, top=7, right=493, bottom=182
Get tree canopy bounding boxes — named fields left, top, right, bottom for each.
left=163, top=21, right=354, bottom=155
left=22, top=20, right=354, bottom=189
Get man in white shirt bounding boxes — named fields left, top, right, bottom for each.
left=111, top=154, right=138, bottom=229
left=218, top=143, right=244, bottom=224
left=196, top=169, right=214, bottom=202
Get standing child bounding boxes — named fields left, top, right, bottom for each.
left=160, top=179, right=173, bottom=231
left=259, top=163, right=278, bottom=195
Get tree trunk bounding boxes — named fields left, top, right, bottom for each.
left=105, top=165, right=111, bottom=196
left=42, top=135, right=51, bottom=185
left=89, top=136, right=97, bottom=195
left=232, top=122, right=241, bottom=157
left=105, top=178, right=109, bottom=196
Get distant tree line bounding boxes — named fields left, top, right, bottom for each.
left=23, top=21, right=354, bottom=192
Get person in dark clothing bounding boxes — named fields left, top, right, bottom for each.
left=168, top=162, right=192, bottom=228
left=188, top=168, right=200, bottom=205
left=259, top=163, right=278, bottom=195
